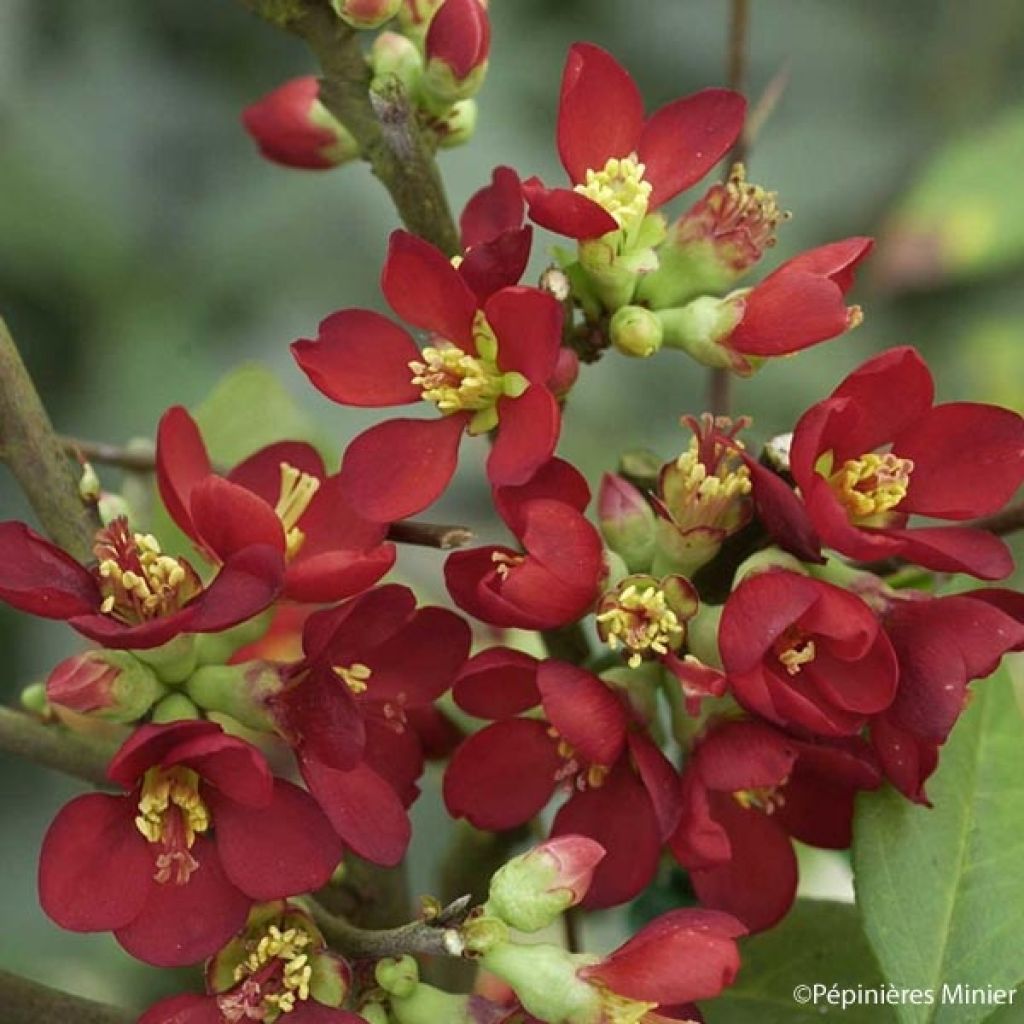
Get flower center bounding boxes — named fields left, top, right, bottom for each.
left=550, top=728, right=610, bottom=791
left=574, top=153, right=652, bottom=235
left=134, top=766, right=210, bottom=885
left=596, top=583, right=685, bottom=669
left=827, top=452, right=914, bottom=523
left=410, top=342, right=503, bottom=414
left=490, top=550, right=525, bottom=580
left=733, top=784, right=786, bottom=814
left=94, top=518, right=201, bottom=624
left=274, top=462, right=321, bottom=560
left=591, top=981, right=658, bottom=1024
left=332, top=661, right=372, bottom=695
left=777, top=634, right=817, bottom=676
left=219, top=924, right=314, bottom=1021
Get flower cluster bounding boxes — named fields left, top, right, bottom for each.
left=1, top=15, right=1023, bottom=1024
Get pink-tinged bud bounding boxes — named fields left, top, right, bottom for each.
left=46, top=650, right=164, bottom=724
left=242, top=77, right=360, bottom=170
left=185, top=661, right=282, bottom=732
left=331, top=0, right=402, bottom=29
left=370, top=30, right=423, bottom=94
left=422, top=0, right=491, bottom=104
left=598, top=474, right=655, bottom=573
left=546, top=346, right=580, bottom=400
left=397, top=0, right=445, bottom=35
left=433, top=98, right=478, bottom=148
left=487, top=837, right=606, bottom=932
left=609, top=305, right=663, bottom=358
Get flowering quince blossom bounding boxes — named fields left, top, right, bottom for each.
left=268, top=584, right=470, bottom=865
left=522, top=43, right=745, bottom=242
left=38, top=720, right=341, bottom=966
left=445, top=654, right=682, bottom=908
left=292, top=230, right=564, bottom=521
left=669, top=718, right=881, bottom=932
left=0, top=514, right=283, bottom=649
left=787, top=345, right=1024, bottom=578
left=720, top=568, right=899, bottom=736
left=445, top=458, right=606, bottom=630
left=157, top=406, right=395, bottom=604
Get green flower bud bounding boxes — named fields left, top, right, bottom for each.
left=609, top=305, right=663, bottom=358
left=435, top=99, right=478, bottom=149
left=656, top=296, right=751, bottom=373
left=598, top=473, right=656, bottom=573
left=134, top=633, right=198, bottom=684
left=376, top=956, right=420, bottom=1000
left=46, top=650, right=165, bottom=724
left=371, top=30, right=423, bottom=94
left=150, top=692, right=201, bottom=723
left=185, top=661, right=282, bottom=732
left=331, top=0, right=403, bottom=29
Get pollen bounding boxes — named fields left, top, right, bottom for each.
left=135, top=766, right=210, bottom=885
left=596, top=583, right=684, bottom=668
left=733, top=784, right=786, bottom=815
left=229, top=923, right=314, bottom=1018
left=829, top=452, right=913, bottom=522
left=574, top=153, right=653, bottom=236
left=333, top=662, right=372, bottom=695
left=274, top=462, right=321, bottom=560
left=409, top=343, right=503, bottom=415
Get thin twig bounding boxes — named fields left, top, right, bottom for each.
left=970, top=499, right=1024, bottom=538
left=0, top=708, right=114, bottom=787
left=386, top=519, right=473, bottom=550
left=0, top=969, right=133, bottom=1024
left=742, top=62, right=790, bottom=153
left=60, top=435, right=157, bottom=472
left=563, top=905, right=582, bottom=954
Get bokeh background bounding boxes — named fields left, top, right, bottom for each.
left=1, top=0, right=1022, bottom=1009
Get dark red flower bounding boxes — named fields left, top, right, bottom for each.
left=444, top=459, right=605, bottom=630
left=522, top=43, right=745, bottom=241
left=720, top=569, right=899, bottom=736
left=292, top=230, right=564, bottom=521
left=157, top=406, right=395, bottom=604
left=241, top=77, right=357, bottom=170
left=669, top=718, right=880, bottom=932
left=270, top=584, right=471, bottom=866
left=39, top=720, right=341, bottom=966
left=458, top=166, right=532, bottom=303
left=870, top=587, right=1024, bottom=803
left=789, top=346, right=1024, bottom=578
left=0, top=516, right=282, bottom=650
left=445, top=654, right=681, bottom=908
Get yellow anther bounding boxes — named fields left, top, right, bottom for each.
left=333, top=662, right=372, bottom=695
left=574, top=153, right=653, bottom=235
left=671, top=436, right=751, bottom=526
left=596, top=583, right=684, bottom=667
left=829, top=452, right=913, bottom=522
left=134, top=766, right=210, bottom=847
left=231, top=920, right=315, bottom=1016
left=274, top=462, right=321, bottom=560
left=778, top=639, right=816, bottom=676
left=733, top=784, right=786, bottom=815
left=490, top=550, right=524, bottom=580
left=409, top=343, right=503, bottom=414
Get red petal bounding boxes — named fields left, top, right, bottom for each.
left=302, top=583, right=416, bottom=664
left=339, top=415, right=466, bottom=522
left=273, top=668, right=365, bottom=773
left=738, top=454, right=823, bottom=564
left=295, top=472, right=389, bottom=554
left=486, top=286, right=562, bottom=382
left=108, top=720, right=223, bottom=786
left=381, top=231, right=477, bottom=346
left=628, top=731, right=683, bottom=838
left=460, top=166, right=524, bottom=248
left=138, top=994, right=222, bottom=1024
left=115, top=838, right=251, bottom=967
left=881, top=524, right=1014, bottom=580
left=228, top=442, right=325, bottom=504
left=187, top=544, right=284, bottom=633
left=557, top=43, right=643, bottom=183
left=487, top=387, right=561, bottom=487
left=425, top=0, right=490, bottom=78
left=38, top=793, right=151, bottom=931
left=443, top=719, right=559, bottom=829
left=363, top=719, right=424, bottom=805
left=169, top=733, right=274, bottom=808
left=212, top=780, right=343, bottom=899
left=189, top=476, right=284, bottom=561
left=870, top=713, right=937, bottom=805
left=241, top=76, right=337, bottom=170
left=453, top=647, right=542, bottom=719
left=693, top=719, right=797, bottom=793
left=776, top=237, right=873, bottom=291
left=155, top=406, right=212, bottom=539
left=285, top=544, right=396, bottom=604
left=300, top=759, right=411, bottom=866
left=638, top=89, right=746, bottom=207
left=494, top=457, right=592, bottom=534
left=537, top=661, right=627, bottom=765
left=521, top=179, right=618, bottom=239
left=459, top=226, right=533, bottom=303
left=292, top=309, right=421, bottom=407
left=0, top=521, right=98, bottom=618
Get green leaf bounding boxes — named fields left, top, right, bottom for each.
left=702, top=900, right=894, bottom=1024
left=853, top=667, right=1024, bottom=1024
left=875, top=104, right=1024, bottom=290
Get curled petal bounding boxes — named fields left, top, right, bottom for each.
left=0, top=522, right=99, bottom=618
left=521, top=179, right=618, bottom=239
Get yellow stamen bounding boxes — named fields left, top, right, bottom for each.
left=229, top=924, right=314, bottom=1017
left=779, top=638, right=816, bottom=676
left=828, top=452, right=913, bottom=522
left=574, top=153, right=652, bottom=235
left=592, top=981, right=658, bottom=1024
left=733, top=784, right=786, bottom=815
left=333, top=662, right=372, bottom=695
left=135, top=766, right=209, bottom=885
left=596, top=583, right=684, bottom=668
left=274, top=462, right=321, bottom=560
left=490, top=550, right=524, bottom=580
left=669, top=430, right=751, bottom=533
left=409, top=337, right=503, bottom=414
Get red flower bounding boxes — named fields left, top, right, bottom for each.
left=0, top=516, right=282, bottom=650
left=292, top=231, right=564, bottom=521
left=241, top=77, right=357, bottom=170
left=157, top=406, right=395, bottom=604
left=789, top=346, right=1024, bottom=578
left=38, top=721, right=341, bottom=966
left=445, top=653, right=681, bottom=908
left=142, top=992, right=364, bottom=1024
left=424, top=0, right=491, bottom=100
left=459, top=165, right=532, bottom=303
left=724, top=237, right=873, bottom=359
left=522, top=43, right=745, bottom=240
left=720, top=569, right=898, bottom=736
left=444, top=459, right=605, bottom=630
left=870, top=588, right=1024, bottom=803
left=669, top=718, right=880, bottom=932
left=270, top=584, right=471, bottom=866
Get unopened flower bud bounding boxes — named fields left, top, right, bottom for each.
left=422, top=0, right=491, bottom=105
left=598, top=474, right=655, bottom=573
left=546, top=347, right=579, bottom=401
left=78, top=462, right=101, bottom=505
left=185, top=661, right=282, bottom=732
left=435, top=98, right=478, bottom=148
left=242, top=77, right=360, bottom=170
left=733, top=546, right=809, bottom=585
left=150, top=692, right=201, bottom=723
left=371, top=30, right=423, bottom=94
left=376, top=955, right=420, bottom=1000
left=20, top=681, right=50, bottom=718
left=609, top=305, right=663, bottom=358
left=486, top=837, right=606, bottom=933
left=331, top=0, right=402, bottom=29
left=46, top=650, right=164, bottom=724
left=460, top=912, right=507, bottom=955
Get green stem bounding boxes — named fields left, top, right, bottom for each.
left=0, top=970, right=132, bottom=1024
left=0, top=318, right=100, bottom=561
left=0, top=708, right=114, bottom=787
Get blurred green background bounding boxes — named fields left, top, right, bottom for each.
left=1, top=0, right=1022, bottom=1009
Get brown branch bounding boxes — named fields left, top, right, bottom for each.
left=0, top=708, right=113, bottom=787
left=0, top=969, right=132, bottom=1024
left=971, top=499, right=1024, bottom=538
left=385, top=519, right=473, bottom=550
left=60, top=435, right=157, bottom=473
left=0, top=318, right=100, bottom=561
